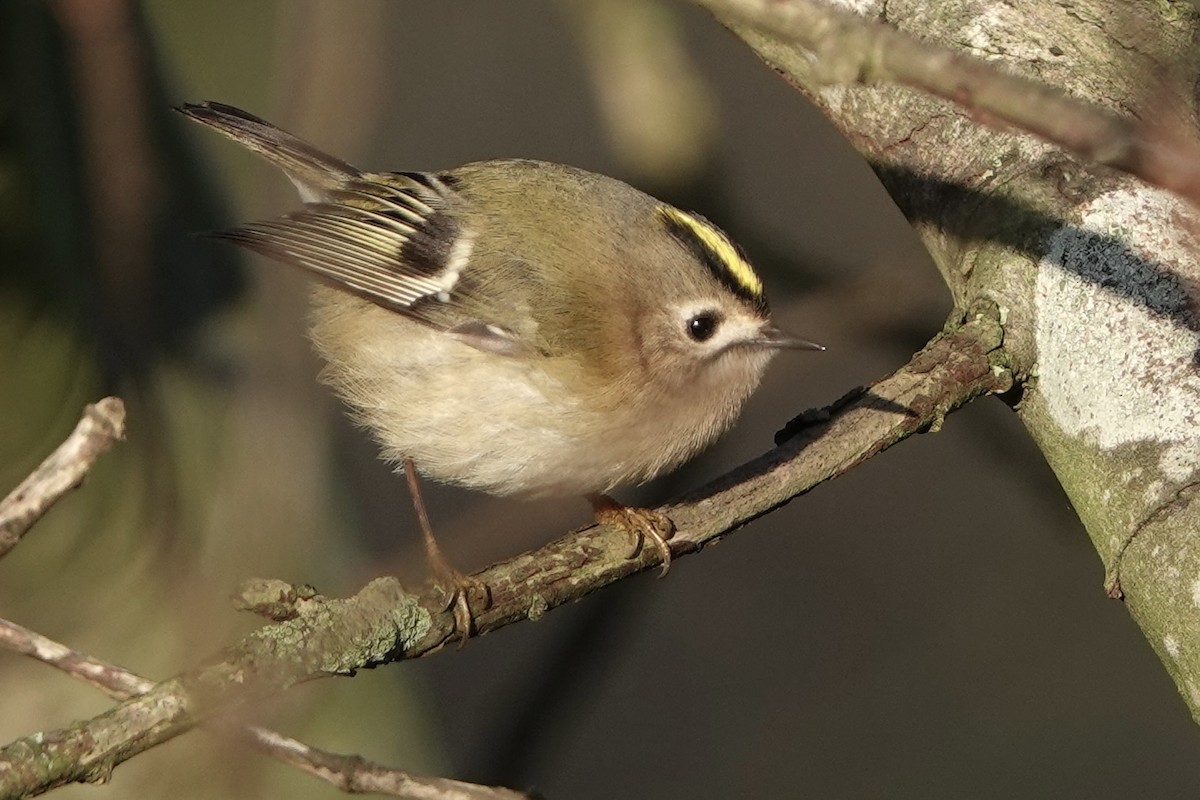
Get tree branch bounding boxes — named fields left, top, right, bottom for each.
left=0, top=397, right=125, bottom=559
left=0, top=303, right=1011, bottom=798
left=0, top=398, right=525, bottom=800
left=0, top=616, right=528, bottom=800
left=694, top=0, right=1200, bottom=207
left=252, top=730, right=530, bottom=800
left=694, top=0, right=1200, bottom=724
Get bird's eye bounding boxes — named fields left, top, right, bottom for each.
left=687, top=312, right=721, bottom=342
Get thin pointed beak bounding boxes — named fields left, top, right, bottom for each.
left=756, top=325, right=826, bottom=351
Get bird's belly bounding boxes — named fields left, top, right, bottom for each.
left=308, top=297, right=738, bottom=498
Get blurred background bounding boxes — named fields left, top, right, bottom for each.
left=2, top=1, right=1198, bottom=797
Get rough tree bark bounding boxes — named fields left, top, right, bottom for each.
left=700, top=0, right=1200, bottom=719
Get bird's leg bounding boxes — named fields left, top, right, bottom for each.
left=404, top=458, right=487, bottom=641
left=587, top=493, right=676, bottom=577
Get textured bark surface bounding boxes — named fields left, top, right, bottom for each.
left=703, top=0, right=1200, bottom=719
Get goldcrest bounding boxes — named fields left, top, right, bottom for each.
left=179, top=102, right=820, bottom=621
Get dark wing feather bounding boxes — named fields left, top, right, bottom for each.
left=212, top=173, right=474, bottom=315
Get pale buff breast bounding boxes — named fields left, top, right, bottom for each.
left=306, top=287, right=771, bottom=497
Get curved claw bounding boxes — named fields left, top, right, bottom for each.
left=435, top=572, right=491, bottom=647
left=588, top=494, right=676, bottom=577
left=641, top=523, right=673, bottom=577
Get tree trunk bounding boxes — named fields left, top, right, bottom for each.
left=703, top=0, right=1200, bottom=721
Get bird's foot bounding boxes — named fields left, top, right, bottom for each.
left=430, top=563, right=491, bottom=645
left=588, top=494, right=676, bottom=577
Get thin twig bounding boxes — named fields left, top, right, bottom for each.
left=0, top=617, right=529, bottom=800
left=0, top=397, right=126, bottom=559
left=0, top=304, right=1010, bottom=798
left=254, top=730, right=530, bottom=799
left=0, top=617, right=151, bottom=698
left=695, top=0, right=1200, bottom=207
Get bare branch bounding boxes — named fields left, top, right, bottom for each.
left=0, top=397, right=126, bottom=559
left=695, top=0, right=1200, bottom=207
left=0, top=617, right=528, bottom=800
left=0, top=617, right=151, bottom=698
left=0, top=304, right=1010, bottom=797
left=253, top=730, right=529, bottom=800
left=0, top=397, right=521, bottom=798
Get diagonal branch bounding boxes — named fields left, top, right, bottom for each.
left=0, top=616, right=528, bottom=800
left=0, top=397, right=125, bottom=559
left=0, top=399, right=525, bottom=800
left=694, top=0, right=1200, bottom=207
left=0, top=304, right=1011, bottom=798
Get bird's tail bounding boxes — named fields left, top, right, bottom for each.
left=176, top=101, right=360, bottom=201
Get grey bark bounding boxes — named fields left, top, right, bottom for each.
left=700, top=0, right=1200, bottom=720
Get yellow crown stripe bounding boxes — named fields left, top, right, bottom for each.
left=658, top=206, right=763, bottom=297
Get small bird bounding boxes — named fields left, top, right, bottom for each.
left=178, top=101, right=821, bottom=635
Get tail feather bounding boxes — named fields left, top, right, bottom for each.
left=176, top=101, right=360, bottom=201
